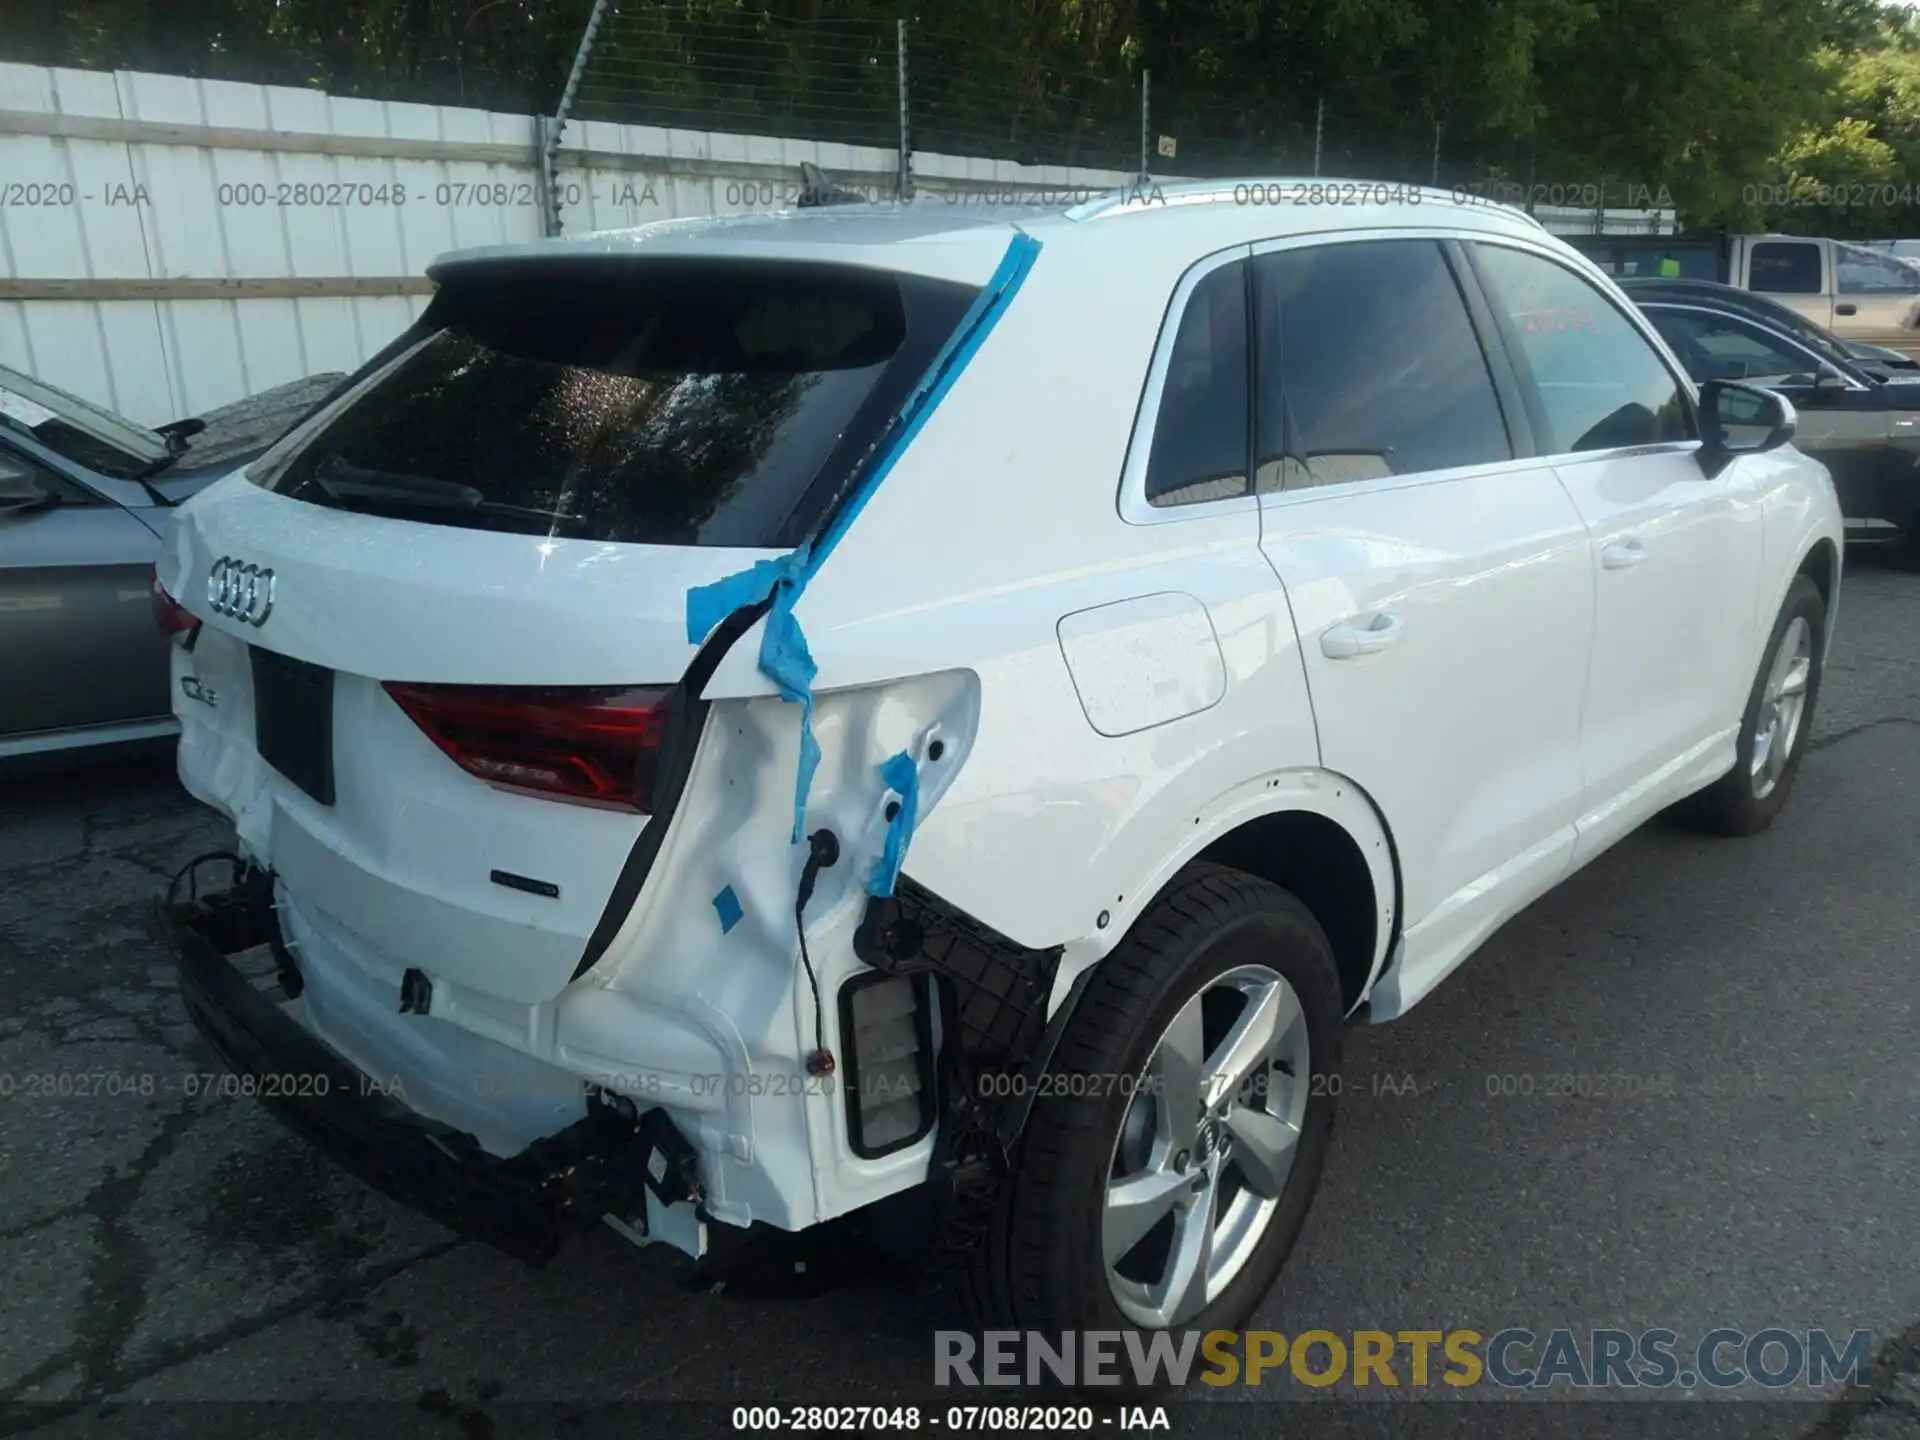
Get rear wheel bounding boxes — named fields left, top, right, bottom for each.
left=1679, top=575, right=1824, bottom=836
left=970, top=864, right=1344, bottom=1351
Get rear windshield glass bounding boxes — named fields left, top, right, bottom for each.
left=251, top=259, right=978, bottom=547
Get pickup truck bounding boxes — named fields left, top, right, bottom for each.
left=1567, top=232, right=1920, bottom=354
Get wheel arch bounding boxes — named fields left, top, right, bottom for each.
left=1045, top=769, right=1402, bottom=1022
left=1796, top=534, right=1838, bottom=612
left=1795, top=534, right=1840, bottom=662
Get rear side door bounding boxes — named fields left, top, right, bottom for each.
left=1252, top=236, right=1596, bottom=994
left=1744, top=238, right=1834, bottom=331
left=1831, top=241, right=1920, bottom=349
left=1466, top=242, right=1762, bottom=860
left=0, top=441, right=169, bottom=745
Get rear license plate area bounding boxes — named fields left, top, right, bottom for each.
left=250, top=646, right=335, bottom=805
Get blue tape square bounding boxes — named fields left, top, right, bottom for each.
left=868, top=750, right=922, bottom=898
left=712, top=885, right=744, bottom=934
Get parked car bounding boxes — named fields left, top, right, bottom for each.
left=156, top=183, right=1841, bottom=1343
left=1610, top=275, right=1918, bottom=376
left=0, top=367, right=343, bottom=763
left=1567, top=232, right=1920, bottom=352
left=1622, top=277, right=1920, bottom=553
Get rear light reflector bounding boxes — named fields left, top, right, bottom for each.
left=840, top=972, right=936, bottom=1156
left=149, top=568, right=199, bottom=639
left=382, top=681, right=672, bottom=812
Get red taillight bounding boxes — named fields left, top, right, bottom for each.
left=382, top=682, right=672, bottom=812
left=149, top=568, right=198, bottom=639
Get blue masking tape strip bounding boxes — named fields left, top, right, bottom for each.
left=712, top=885, right=743, bottom=934
left=803, top=231, right=1044, bottom=576
left=867, top=750, right=921, bottom=898
left=682, top=230, right=1044, bottom=845
left=684, top=554, right=798, bottom=646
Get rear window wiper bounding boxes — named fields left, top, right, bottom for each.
left=314, top=458, right=484, bottom=507
left=311, top=459, right=584, bottom=524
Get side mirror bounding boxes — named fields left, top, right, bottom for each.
left=0, top=473, right=56, bottom=517
left=1814, top=365, right=1850, bottom=394
left=1697, top=379, right=1796, bottom=479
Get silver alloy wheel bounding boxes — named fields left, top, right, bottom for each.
left=1750, top=616, right=1813, bottom=801
left=1102, top=963, right=1311, bottom=1329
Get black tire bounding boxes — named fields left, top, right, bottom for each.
left=1677, top=574, right=1825, bottom=837
left=963, top=863, right=1344, bottom=1368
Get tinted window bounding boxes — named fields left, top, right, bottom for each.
left=1251, top=240, right=1510, bottom=490
left=1473, top=244, right=1692, bottom=453
left=1621, top=284, right=1847, bottom=360
left=1644, top=308, right=1822, bottom=386
left=1836, top=242, right=1920, bottom=295
left=1749, top=242, right=1823, bottom=296
left=0, top=447, right=101, bottom=505
left=0, top=404, right=154, bottom=481
left=1145, top=261, right=1249, bottom=507
left=251, top=261, right=976, bottom=547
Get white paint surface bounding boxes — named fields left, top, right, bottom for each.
left=1056, top=592, right=1228, bottom=736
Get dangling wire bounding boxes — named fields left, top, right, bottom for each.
left=164, top=850, right=245, bottom=908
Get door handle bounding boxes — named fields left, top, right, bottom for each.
left=1320, top=611, right=1403, bottom=659
left=1836, top=303, right=1858, bottom=317
left=1601, top=538, right=1648, bottom=570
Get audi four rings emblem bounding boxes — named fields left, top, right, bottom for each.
left=205, top=557, right=276, bottom=626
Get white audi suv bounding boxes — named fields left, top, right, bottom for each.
left=154, top=180, right=1841, bottom=1341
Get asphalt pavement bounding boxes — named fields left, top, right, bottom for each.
left=1, top=552, right=1916, bottom=1440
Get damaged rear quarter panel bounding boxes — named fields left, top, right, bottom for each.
left=576, top=668, right=981, bottom=1227
left=694, top=225, right=1330, bottom=967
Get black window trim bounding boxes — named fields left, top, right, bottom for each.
left=1442, top=238, right=1540, bottom=460
left=1117, top=243, right=1259, bottom=526
left=1458, top=236, right=1704, bottom=462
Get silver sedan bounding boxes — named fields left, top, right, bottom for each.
left=0, top=364, right=337, bottom=763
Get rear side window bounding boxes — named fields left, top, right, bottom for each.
left=251, top=260, right=978, bottom=548
left=1472, top=244, right=1693, bottom=454
left=1749, top=242, right=1823, bottom=296
left=1144, top=261, right=1250, bottom=507
left=1254, top=239, right=1512, bottom=490
left=1836, top=241, right=1920, bottom=295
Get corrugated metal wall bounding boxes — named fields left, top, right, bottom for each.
left=0, top=63, right=1148, bottom=426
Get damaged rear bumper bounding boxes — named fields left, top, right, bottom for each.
left=161, top=877, right=699, bottom=1267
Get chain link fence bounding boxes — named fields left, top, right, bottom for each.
left=571, top=7, right=901, bottom=150
left=550, top=4, right=1676, bottom=232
